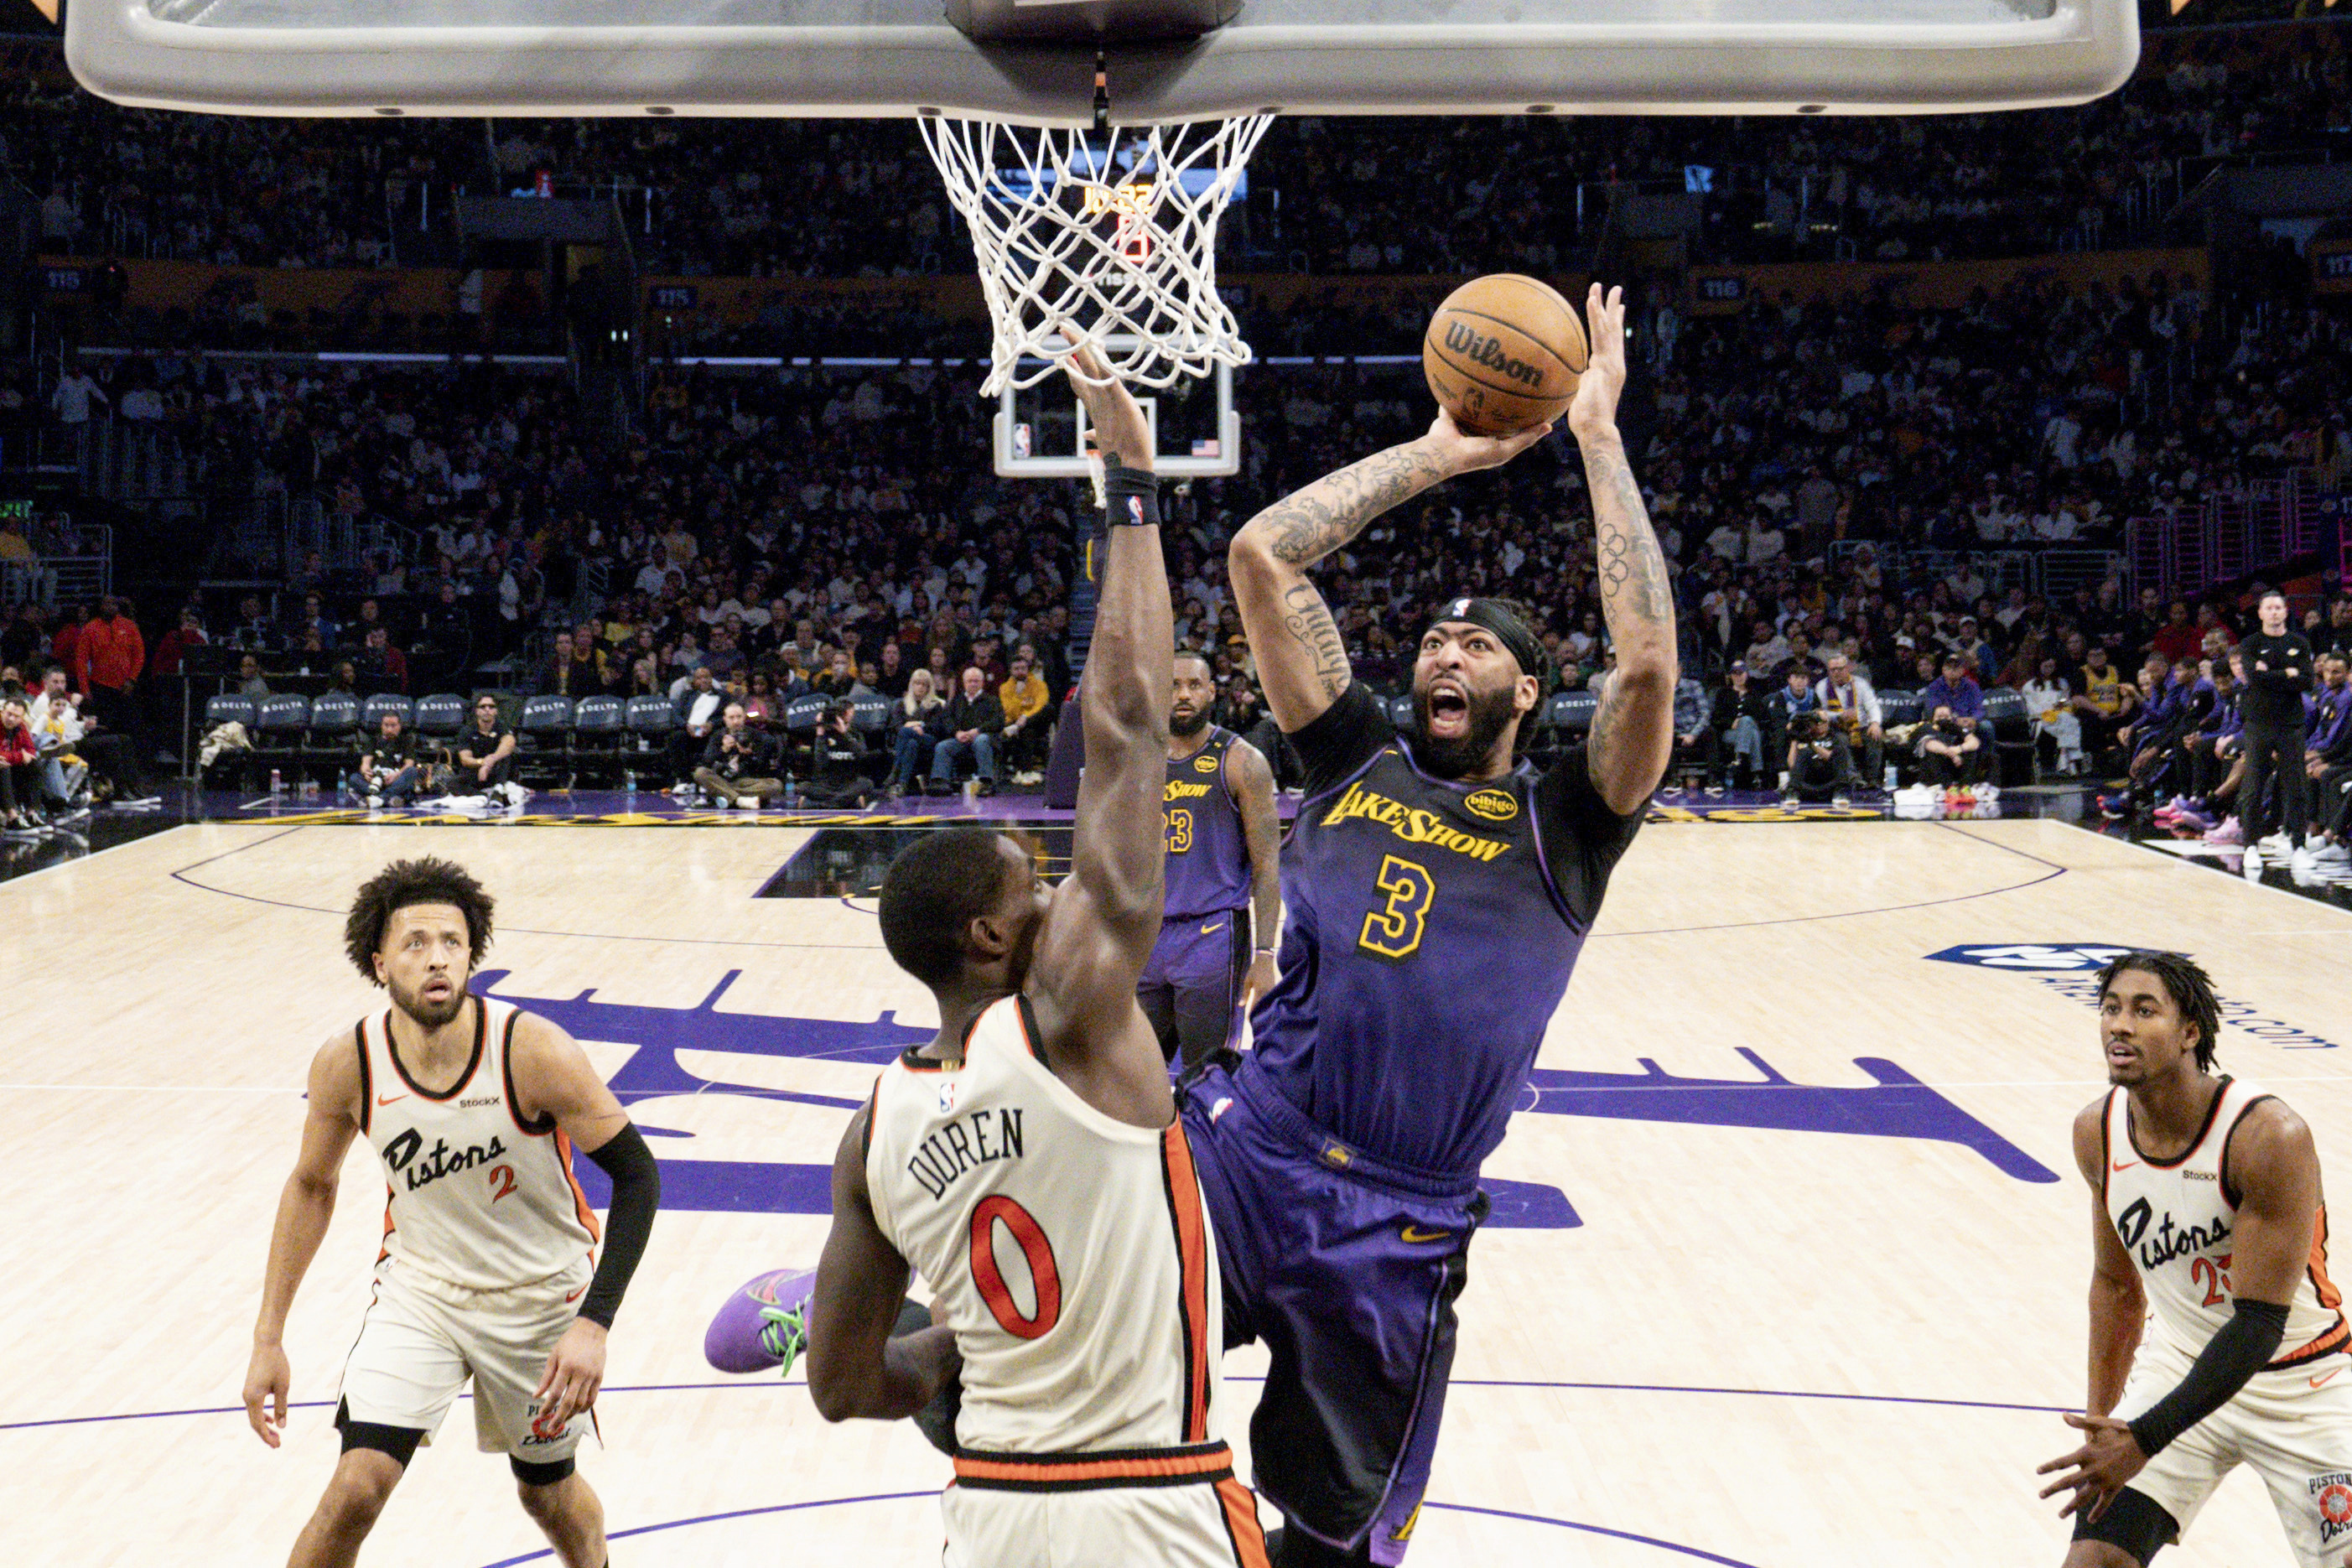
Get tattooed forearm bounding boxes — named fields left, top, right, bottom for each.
left=1280, top=583, right=1350, bottom=699
left=1583, top=437, right=1675, bottom=634
left=1251, top=441, right=1452, bottom=567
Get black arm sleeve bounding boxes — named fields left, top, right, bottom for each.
left=2125, top=1298, right=2287, bottom=1457
left=1532, top=753, right=1645, bottom=929
left=577, top=1122, right=661, bottom=1329
left=1288, top=681, right=1396, bottom=798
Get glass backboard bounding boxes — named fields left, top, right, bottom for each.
left=69, top=0, right=2137, bottom=121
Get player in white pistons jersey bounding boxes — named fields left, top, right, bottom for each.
left=242, top=858, right=662, bottom=1568
left=358, top=994, right=600, bottom=1290
left=2040, top=951, right=2352, bottom=1568
left=807, top=345, right=1269, bottom=1568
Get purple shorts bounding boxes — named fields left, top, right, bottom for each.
left=1140, top=909, right=1250, bottom=992
left=1180, top=1059, right=1488, bottom=1565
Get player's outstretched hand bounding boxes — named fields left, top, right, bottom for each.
left=1420, top=407, right=1554, bottom=477
left=1567, top=283, right=1628, bottom=444
left=2034, top=1412, right=2148, bottom=1521
left=243, top=1342, right=291, bottom=1447
left=1062, top=335, right=1155, bottom=475
left=534, top=1316, right=609, bottom=1436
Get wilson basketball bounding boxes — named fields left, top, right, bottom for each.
left=1421, top=273, right=1587, bottom=437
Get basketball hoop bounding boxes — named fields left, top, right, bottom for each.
left=917, top=109, right=1273, bottom=396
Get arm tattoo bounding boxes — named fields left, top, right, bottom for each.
left=1259, top=442, right=1450, bottom=567
left=1586, top=441, right=1674, bottom=628
left=1280, top=584, right=1350, bottom=700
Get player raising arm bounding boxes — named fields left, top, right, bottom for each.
left=2038, top=950, right=2348, bottom=1568
left=806, top=343, right=1267, bottom=1567
left=1200, top=284, right=1675, bottom=1565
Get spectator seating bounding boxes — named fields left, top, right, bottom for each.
left=204, top=693, right=254, bottom=731
left=626, top=693, right=675, bottom=779
left=1980, top=687, right=2038, bottom=787
left=571, top=695, right=626, bottom=784
left=779, top=693, right=828, bottom=774
left=251, top=693, right=312, bottom=778
left=517, top=695, right=575, bottom=786
left=849, top=694, right=893, bottom=735
left=414, top=693, right=465, bottom=740
left=361, top=694, right=415, bottom=732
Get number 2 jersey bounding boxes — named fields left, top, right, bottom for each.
left=2102, top=1075, right=2348, bottom=1368
left=359, top=995, right=601, bottom=1292
left=865, top=994, right=1224, bottom=1454
left=1243, top=683, right=1644, bottom=1178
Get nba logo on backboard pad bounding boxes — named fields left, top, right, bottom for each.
left=1012, top=423, right=1031, bottom=459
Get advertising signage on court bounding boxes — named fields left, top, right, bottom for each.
left=1924, top=945, right=2343, bottom=1050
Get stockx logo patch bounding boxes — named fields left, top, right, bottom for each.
left=481, top=963, right=2059, bottom=1231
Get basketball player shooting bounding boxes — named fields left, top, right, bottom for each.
left=1141, top=649, right=1284, bottom=1072
left=1193, top=282, right=1676, bottom=1566
left=241, top=857, right=661, bottom=1568
left=804, top=343, right=1269, bottom=1568
left=2037, top=950, right=2351, bottom=1568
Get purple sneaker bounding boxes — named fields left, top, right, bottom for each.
left=2169, top=806, right=2214, bottom=834
left=704, top=1266, right=816, bottom=1374
left=2203, top=817, right=2245, bottom=846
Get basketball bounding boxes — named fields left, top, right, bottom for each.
left=1421, top=273, right=1588, bottom=437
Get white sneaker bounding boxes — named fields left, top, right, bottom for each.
left=366, top=793, right=383, bottom=810
left=2257, top=833, right=2293, bottom=856
left=2308, top=843, right=2351, bottom=869
left=2243, top=845, right=2265, bottom=878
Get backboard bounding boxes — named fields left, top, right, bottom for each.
left=70, top=0, right=2138, bottom=122
left=995, top=336, right=1239, bottom=480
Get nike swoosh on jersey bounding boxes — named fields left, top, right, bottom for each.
left=1200, top=922, right=1225, bottom=935
left=377, top=1093, right=408, bottom=1107
left=2314, top=1367, right=2343, bottom=1389
left=1399, top=1226, right=1451, bottom=1244
left=2111, top=1160, right=2138, bottom=1172
left=565, top=1284, right=587, bottom=1303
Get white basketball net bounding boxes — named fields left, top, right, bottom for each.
left=917, top=112, right=1274, bottom=395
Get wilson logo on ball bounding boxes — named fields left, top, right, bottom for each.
left=1442, top=323, right=1546, bottom=387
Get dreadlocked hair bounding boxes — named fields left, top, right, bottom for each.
left=344, top=856, right=496, bottom=984
left=2095, top=949, right=2223, bottom=1072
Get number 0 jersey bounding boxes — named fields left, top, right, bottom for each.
left=2102, top=1077, right=2348, bottom=1368
left=359, top=996, right=601, bottom=1292
left=864, top=995, right=1223, bottom=1455
left=1244, top=683, right=1643, bottom=1178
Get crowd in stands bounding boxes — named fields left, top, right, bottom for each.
left=7, top=22, right=2347, bottom=280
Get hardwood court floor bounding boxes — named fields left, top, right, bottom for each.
left=3, top=818, right=2347, bottom=1567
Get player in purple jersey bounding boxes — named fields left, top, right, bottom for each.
left=1140, top=649, right=1284, bottom=1071
left=1196, top=283, right=1677, bottom=1566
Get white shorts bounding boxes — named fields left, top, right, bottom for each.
left=942, top=1443, right=1269, bottom=1568
left=338, top=1254, right=596, bottom=1464
left=2112, top=1337, right=2352, bottom=1567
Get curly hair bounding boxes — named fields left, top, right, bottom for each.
left=2095, top=949, right=2223, bottom=1072
left=878, top=825, right=1020, bottom=988
left=344, top=856, right=496, bottom=984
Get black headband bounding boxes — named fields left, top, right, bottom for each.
left=1427, top=597, right=1545, bottom=681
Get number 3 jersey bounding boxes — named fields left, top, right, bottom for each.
left=2102, top=1076, right=2347, bottom=1367
left=864, top=994, right=1224, bottom=1455
left=359, top=996, right=601, bottom=1292
left=1244, top=683, right=1644, bottom=1178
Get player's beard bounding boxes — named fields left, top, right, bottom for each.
left=1169, top=704, right=1211, bottom=738
left=390, top=972, right=470, bottom=1031
left=1411, top=678, right=1520, bottom=779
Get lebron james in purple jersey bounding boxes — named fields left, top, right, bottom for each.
left=1193, top=284, right=1676, bottom=1566
left=1142, top=651, right=1283, bottom=1072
